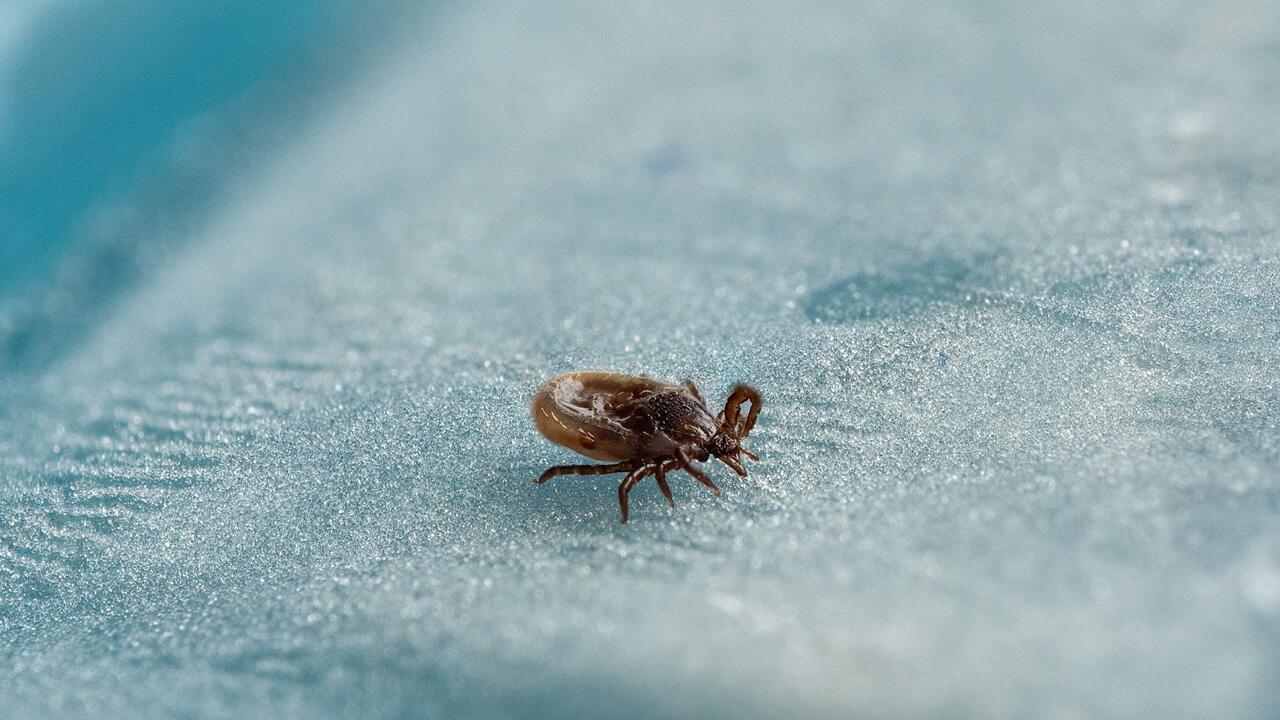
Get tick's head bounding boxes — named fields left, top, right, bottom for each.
left=708, top=383, right=762, bottom=472
left=708, top=425, right=759, bottom=477
left=709, top=430, right=739, bottom=457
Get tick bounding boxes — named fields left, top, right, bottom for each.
left=532, top=371, right=761, bottom=523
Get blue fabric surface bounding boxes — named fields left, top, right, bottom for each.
left=2, top=2, right=1279, bottom=718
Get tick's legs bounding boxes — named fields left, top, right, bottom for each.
left=683, top=379, right=706, bottom=406
left=722, top=384, right=762, bottom=439
left=675, top=446, right=720, bottom=497
left=655, top=460, right=679, bottom=507
left=719, top=453, right=748, bottom=478
left=617, top=465, right=657, bottom=523
left=536, top=461, right=635, bottom=484
left=655, top=477, right=675, bottom=507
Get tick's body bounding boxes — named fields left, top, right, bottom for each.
left=532, top=371, right=761, bottom=522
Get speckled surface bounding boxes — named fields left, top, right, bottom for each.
left=2, top=1, right=1279, bottom=717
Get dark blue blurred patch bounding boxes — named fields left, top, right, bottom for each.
left=805, top=253, right=1002, bottom=323
left=644, top=142, right=687, bottom=176
left=0, top=0, right=339, bottom=293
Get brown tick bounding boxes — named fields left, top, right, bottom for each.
left=532, top=371, right=761, bottom=523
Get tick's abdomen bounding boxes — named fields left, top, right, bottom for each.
left=532, top=371, right=686, bottom=461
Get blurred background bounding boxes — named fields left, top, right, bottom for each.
left=2, top=2, right=1279, bottom=719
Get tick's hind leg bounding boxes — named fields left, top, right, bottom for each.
left=617, top=465, right=657, bottom=523
left=655, top=460, right=679, bottom=507
left=536, top=460, right=635, bottom=484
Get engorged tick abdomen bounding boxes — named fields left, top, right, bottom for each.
left=532, top=371, right=684, bottom=462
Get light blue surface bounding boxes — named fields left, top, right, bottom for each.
left=2, top=1, right=1279, bottom=718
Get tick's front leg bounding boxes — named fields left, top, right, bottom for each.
left=722, top=384, right=762, bottom=438
left=675, top=446, right=720, bottom=497
left=718, top=453, right=748, bottom=478
left=536, top=461, right=635, bottom=484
